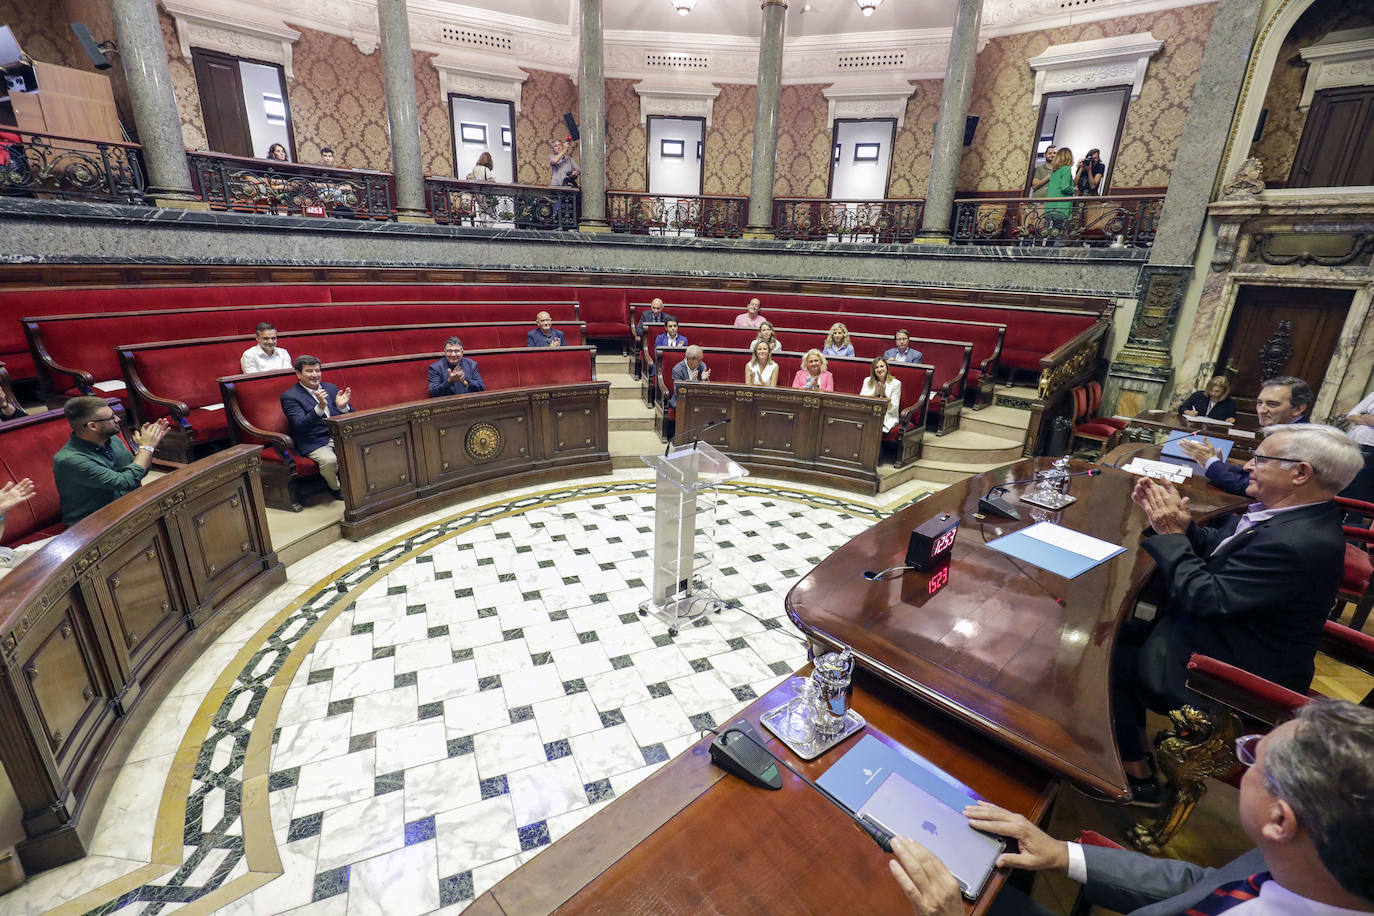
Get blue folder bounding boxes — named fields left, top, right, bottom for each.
left=985, top=523, right=1126, bottom=579
left=1161, top=430, right=1235, bottom=475
left=816, top=733, right=981, bottom=816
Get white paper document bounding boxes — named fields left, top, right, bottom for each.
left=198, top=404, right=226, bottom=412
left=1019, top=522, right=1123, bottom=562
left=91, top=379, right=125, bottom=393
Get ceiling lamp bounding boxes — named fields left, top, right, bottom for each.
left=856, top=0, right=884, bottom=15
left=669, top=0, right=699, bottom=15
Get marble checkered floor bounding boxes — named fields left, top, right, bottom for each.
left=8, top=475, right=911, bottom=916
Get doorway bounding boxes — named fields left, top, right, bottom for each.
left=646, top=116, right=704, bottom=196
left=448, top=95, right=515, bottom=183
left=1216, top=285, right=1353, bottom=426
left=191, top=49, right=293, bottom=160
left=1288, top=86, right=1374, bottom=188
left=828, top=118, right=895, bottom=200
left=1023, top=87, right=1129, bottom=196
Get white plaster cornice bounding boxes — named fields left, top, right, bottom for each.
left=162, top=0, right=301, bottom=77
left=430, top=57, right=529, bottom=114
left=1027, top=32, right=1163, bottom=107
left=1298, top=28, right=1374, bottom=112
left=632, top=81, right=722, bottom=127
left=822, top=81, right=917, bottom=127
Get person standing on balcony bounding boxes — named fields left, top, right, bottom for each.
left=734, top=298, right=766, bottom=329
left=1043, top=148, right=1076, bottom=242
left=1029, top=145, right=1057, bottom=198
left=467, top=152, right=494, bottom=182
left=1075, top=148, right=1104, bottom=196
left=266, top=143, right=289, bottom=162
left=549, top=138, right=579, bottom=188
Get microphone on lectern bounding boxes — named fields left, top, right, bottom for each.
left=977, top=468, right=1101, bottom=520
left=664, top=416, right=732, bottom=456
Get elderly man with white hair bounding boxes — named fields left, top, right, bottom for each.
left=668, top=345, right=710, bottom=408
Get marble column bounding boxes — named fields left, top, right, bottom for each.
left=1106, top=0, right=1265, bottom=413
left=914, top=0, right=982, bottom=243
left=577, top=0, right=608, bottom=231
left=744, top=0, right=787, bottom=238
left=108, top=0, right=199, bottom=206
left=377, top=0, right=427, bottom=220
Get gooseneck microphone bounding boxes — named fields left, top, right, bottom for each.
left=977, top=468, right=1101, bottom=520
left=666, top=416, right=732, bottom=456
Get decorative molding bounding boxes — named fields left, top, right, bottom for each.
left=1298, top=28, right=1374, bottom=112
left=163, top=0, right=301, bottom=78
left=1027, top=32, right=1164, bottom=108
left=822, top=82, right=917, bottom=127
left=431, top=57, right=530, bottom=114
left=632, top=82, right=722, bottom=127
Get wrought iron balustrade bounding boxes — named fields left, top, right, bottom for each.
left=952, top=195, right=1163, bottom=247
left=426, top=177, right=578, bottom=230
left=772, top=198, right=924, bottom=243
left=188, top=152, right=395, bottom=219
left=605, top=191, right=746, bottom=238
left=0, top=129, right=145, bottom=203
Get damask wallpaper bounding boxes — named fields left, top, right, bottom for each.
left=959, top=3, right=1217, bottom=192
left=1247, top=0, right=1374, bottom=185
left=702, top=83, right=754, bottom=197
left=605, top=77, right=647, bottom=191
left=513, top=68, right=577, bottom=186
left=886, top=80, right=942, bottom=198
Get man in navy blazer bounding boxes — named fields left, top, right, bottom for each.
left=1178, top=376, right=1312, bottom=496
left=1115, top=423, right=1362, bottom=800
left=526, top=311, right=566, bottom=347
left=887, top=699, right=1374, bottom=916
left=634, top=298, right=675, bottom=338
left=428, top=337, right=485, bottom=397
left=280, top=355, right=353, bottom=497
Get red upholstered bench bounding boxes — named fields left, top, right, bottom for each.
left=221, top=346, right=597, bottom=511
left=0, top=400, right=124, bottom=548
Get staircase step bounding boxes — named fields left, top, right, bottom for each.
left=910, top=457, right=1009, bottom=484
left=601, top=368, right=644, bottom=400
left=610, top=430, right=665, bottom=468
left=962, top=404, right=1031, bottom=438
left=923, top=429, right=1024, bottom=464
left=993, top=385, right=1039, bottom=410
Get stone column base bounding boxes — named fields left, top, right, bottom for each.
left=742, top=227, right=775, bottom=239
left=150, top=194, right=210, bottom=211
left=396, top=212, right=433, bottom=224
left=578, top=221, right=611, bottom=233
left=912, top=231, right=952, bottom=245
left=1105, top=354, right=1174, bottom=419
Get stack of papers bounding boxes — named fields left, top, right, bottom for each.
left=986, top=522, right=1127, bottom=579
left=1121, top=457, right=1189, bottom=483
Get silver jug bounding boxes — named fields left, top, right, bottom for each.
left=811, top=647, right=854, bottom=737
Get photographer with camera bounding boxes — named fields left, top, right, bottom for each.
left=1075, top=148, right=1104, bottom=196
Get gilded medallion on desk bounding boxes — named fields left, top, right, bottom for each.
left=465, top=422, right=504, bottom=461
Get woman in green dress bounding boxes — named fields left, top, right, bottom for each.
left=1042, top=147, right=1075, bottom=242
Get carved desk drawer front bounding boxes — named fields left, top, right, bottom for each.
left=98, top=529, right=185, bottom=678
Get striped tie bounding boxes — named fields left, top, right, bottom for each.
left=1185, top=872, right=1270, bottom=914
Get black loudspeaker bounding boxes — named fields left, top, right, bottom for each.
left=70, top=23, right=112, bottom=70
left=963, top=115, right=979, bottom=147
left=563, top=112, right=580, bottom=142
left=1252, top=108, right=1268, bottom=143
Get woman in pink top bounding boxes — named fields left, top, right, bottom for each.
left=792, top=349, right=834, bottom=392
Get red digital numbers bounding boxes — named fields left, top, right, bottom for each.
left=928, top=565, right=950, bottom=595
left=931, top=526, right=958, bottom=556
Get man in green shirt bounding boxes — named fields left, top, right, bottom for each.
left=53, top=396, right=170, bottom=527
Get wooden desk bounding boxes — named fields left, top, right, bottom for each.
left=786, top=457, right=1249, bottom=798
left=471, top=671, right=1057, bottom=915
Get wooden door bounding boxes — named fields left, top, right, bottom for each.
left=1217, top=285, right=1352, bottom=426
left=191, top=49, right=253, bottom=158
left=1288, top=86, right=1374, bottom=188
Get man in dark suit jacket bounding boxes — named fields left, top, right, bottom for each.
left=428, top=337, right=485, bottom=397
left=634, top=298, right=675, bottom=338
left=1178, top=376, right=1311, bottom=496
left=280, top=355, right=353, bottom=496
left=1117, top=423, right=1362, bottom=800
left=887, top=700, right=1374, bottom=916
left=668, top=346, right=709, bottom=408
left=526, top=311, right=566, bottom=347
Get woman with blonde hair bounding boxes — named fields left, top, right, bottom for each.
left=1178, top=375, right=1237, bottom=422
left=860, top=357, right=902, bottom=432
left=823, top=323, right=853, bottom=358
left=792, top=349, right=834, bottom=392
left=745, top=339, right=778, bottom=387
left=755, top=321, right=781, bottom=354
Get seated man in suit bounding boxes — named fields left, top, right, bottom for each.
left=527, top=311, right=566, bottom=347
left=888, top=698, right=1374, bottom=916
left=635, top=298, right=675, bottom=338
left=1177, top=376, right=1312, bottom=496
left=428, top=337, right=485, bottom=397
left=280, top=355, right=353, bottom=499
left=54, top=396, right=170, bottom=526
left=1117, top=423, right=1361, bottom=802
left=655, top=318, right=687, bottom=352
left=240, top=322, right=293, bottom=374
left=669, top=346, right=710, bottom=408
left=883, top=330, right=923, bottom=364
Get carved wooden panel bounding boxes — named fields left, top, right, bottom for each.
left=433, top=411, right=530, bottom=476
left=99, top=528, right=185, bottom=677
left=353, top=429, right=416, bottom=502
left=550, top=403, right=601, bottom=457
left=754, top=406, right=802, bottom=460
left=20, top=602, right=102, bottom=766
left=180, top=478, right=261, bottom=608
left=819, top=415, right=870, bottom=463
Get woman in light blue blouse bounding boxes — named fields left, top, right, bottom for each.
left=822, top=323, right=854, bottom=358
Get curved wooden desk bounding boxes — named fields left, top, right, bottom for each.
left=785, top=457, right=1249, bottom=798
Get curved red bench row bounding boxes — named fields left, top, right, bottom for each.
left=220, top=346, right=596, bottom=511
left=118, top=323, right=587, bottom=462
left=655, top=347, right=933, bottom=466
left=25, top=300, right=578, bottom=404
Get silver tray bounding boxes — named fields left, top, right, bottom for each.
left=760, top=695, right=865, bottom=761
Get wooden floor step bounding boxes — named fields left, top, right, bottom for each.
left=922, top=429, right=1024, bottom=464
left=962, top=404, right=1031, bottom=439
left=910, top=457, right=1008, bottom=485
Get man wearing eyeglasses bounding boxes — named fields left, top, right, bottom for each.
left=1177, top=376, right=1312, bottom=496
left=1112, top=423, right=1362, bottom=805
left=887, top=699, right=1374, bottom=916
left=53, top=395, right=170, bottom=526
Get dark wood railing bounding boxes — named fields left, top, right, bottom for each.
left=187, top=152, right=395, bottom=219
left=772, top=197, right=924, bottom=243
left=425, top=176, right=579, bottom=230
left=605, top=191, right=747, bottom=238
left=0, top=129, right=145, bottom=204
left=952, top=195, right=1163, bottom=247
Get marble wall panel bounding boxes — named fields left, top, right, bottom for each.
left=1247, top=0, right=1374, bottom=185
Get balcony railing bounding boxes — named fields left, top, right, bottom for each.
left=426, top=177, right=579, bottom=230
left=605, top=191, right=747, bottom=238
left=0, top=130, right=145, bottom=204
left=952, top=195, right=1163, bottom=247
left=772, top=197, right=924, bottom=243
left=188, top=152, right=395, bottom=219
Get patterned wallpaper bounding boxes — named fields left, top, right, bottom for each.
left=887, top=80, right=942, bottom=198
left=1248, top=0, right=1374, bottom=185
left=959, top=3, right=1217, bottom=192
left=605, top=77, right=647, bottom=191
left=702, top=83, right=754, bottom=197
left=513, top=68, right=577, bottom=186
left=774, top=84, right=831, bottom=197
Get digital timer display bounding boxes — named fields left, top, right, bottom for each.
left=927, top=564, right=951, bottom=595
left=906, top=513, right=961, bottom=572
left=930, top=527, right=958, bottom=557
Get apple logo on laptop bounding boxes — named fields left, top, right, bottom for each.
left=922, top=821, right=938, bottom=836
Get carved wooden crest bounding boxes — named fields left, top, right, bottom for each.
left=1257, top=320, right=1294, bottom=380
left=464, top=422, right=503, bottom=461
